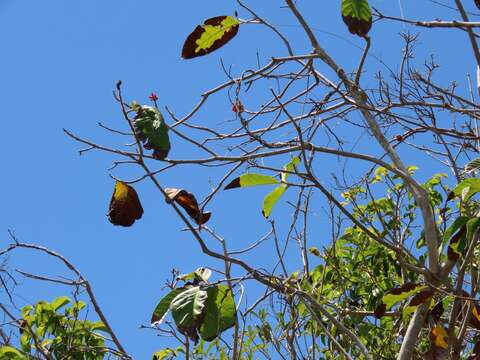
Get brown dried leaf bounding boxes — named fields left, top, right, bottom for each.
left=165, top=188, right=211, bottom=225
left=108, top=181, right=143, bottom=227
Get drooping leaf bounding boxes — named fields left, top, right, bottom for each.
left=281, top=156, right=300, bottom=183
left=182, top=16, right=240, bottom=59
left=151, top=288, right=187, bottom=324
left=170, top=286, right=208, bottom=342
left=341, top=0, right=372, bottom=37
left=448, top=178, right=480, bottom=202
left=374, top=283, right=428, bottom=318
left=108, top=181, right=143, bottom=227
left=262, top=185, right=287, bottom=218
left=200, top=285, right=237, bottom=341
left=165, top=188, right=211, bottom=225
left=425, top=325, right=448, bottom=360
left=133, top=105, right=171, bottom=160
left=224, top=174, right=279, bottom=190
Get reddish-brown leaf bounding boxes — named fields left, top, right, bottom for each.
left=165, top=188, right=211, bottom=225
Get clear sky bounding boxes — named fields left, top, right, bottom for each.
left=0, top=0, right=475, bottom=358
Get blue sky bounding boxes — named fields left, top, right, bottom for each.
left=0, top=0, right=475, bottom=358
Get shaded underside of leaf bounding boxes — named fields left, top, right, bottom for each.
left=165, top=188, right=211, bottom=225
left=108, top=181, right=143, bottom=227
left=341, top=0, right=372, bottom=37
left=200, top=285, right=237, bottom=341
left=182, top=16, right=240, bottom=59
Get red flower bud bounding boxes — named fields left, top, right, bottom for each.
left=149, top=92, right=159, bottom=102
left=232, top=100, right=244, bottom=113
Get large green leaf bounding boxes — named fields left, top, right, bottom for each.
left=341, top=0, right=372, bottom=37
left=0, top=346, right=27, bottom=360
left=448, top=178, right=480, bottom=202
left=133, top=105, right=171, bottom=160
left=374, top=283, right=428, bottom=318
left=200, top=285, right=237, bottom=341
left=262, top=185, right=287, bottom=218
left=151, top=288, right=187, bottom=324
left=170, top=286, right=207, bottom=329
left=182, top=16, right=240, bottom=59
left=224, top=174, right=279, bottom=190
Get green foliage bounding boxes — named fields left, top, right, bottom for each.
left=0, top=297, right=108, bottom=360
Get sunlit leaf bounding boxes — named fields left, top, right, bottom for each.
left=152, top=349, right=177, bottom=360
left=108, top=181, right=143, bottom=227
left=224, top=174, right=279, bottom=190
left=178, top=267, right=212, bottom=283
left=0, top=346, right=26, bottom=359
left=425, top=325, right=448, bottom=360
left=464, top=157, right=480, bottom=174
left=200, top=285, right=237, bottom=341
left=165, top=188, right=211, bottom=225
left=133, top=105, right=171, bottom=160
left=448, top=178, right=480, bottom=202
left=402, top=289, right=435, bottom=321
left=262, top=185, right=287, bottom=218
left=182, top=16, right=240, bottom=59
left=51, top=296, right=70, bottom=311
left=374, top=283, right=428, bottom=318
left=281, top=156, right=300, bottom=183
left=341, top=0, right=372, bottom=37
left=309, top=247, right=320, bottom=256
left=151, top=288, right=187, bottom=324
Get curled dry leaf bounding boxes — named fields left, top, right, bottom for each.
left=165, top=188, right=211, bottom=225
left=182, top=16, right=240, bottom=59
left=108, top=181, right=143, bottom=227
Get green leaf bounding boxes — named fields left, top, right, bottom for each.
left=448, top=178, right=480, bottom=202
left=224, top=174, right=279, bottom=190
left=170, top=286, right=207, bottom=329
left=151, top=288, right=187, bottom=324
left=464, top=157, right=480, bottom=174
left=341, top=0, right=372, bottom=37
left=281, top=156, right=300, bottom=183
left=182, top=16, right=240, bottom=59
left=443, top=216, right=469, bottom=244
left=152, top=349, right=177, bottom=360
left=374, top=283, right=428, bottom=318
left=133, top=105, right=171, bottom=160
left=200, top=285, right=237, bottom=341
left=0, top=346, right=27, bottom=360
left=262, top=185, right=287, bottom=218
left=51, top=296, right=70, bottom=311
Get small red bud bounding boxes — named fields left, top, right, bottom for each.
left=232, top=100, right=244, bottom=113
left=149, top=92, right=159, bottom=102
left=395, top=135, right=403, bottom=142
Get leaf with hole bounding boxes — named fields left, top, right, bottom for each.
left=182, top=16, right=240, bottom=59
left=108, top=181, right=143, bottom=227
left=341, top=0, right=372, bottom=37
left=133, top=105, right=170, bottom=160
left=165, top=188, right=211, bottom=225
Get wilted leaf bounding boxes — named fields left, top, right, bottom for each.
left=178, top=267, right=212, bottom=283
left=133, top=105, right=170, bottom=160
left=374, top=283, right=428, bottom=318
left=151, top=288, right=187, bottom=324
left=425, top=325, right=448, bottom=360
left=262, top=185, right=287, bottom=218
left=108, top=181, right=143, bottom=227
left=200, top=285, right=237, bottom=341
left=224, top=174, right=279, bottom=190
left=309, top=247, right=320, bottom=256
left=165, top=188, right=211, bottom=225
left=447, top=225, right=467, bottom=262
left=341, top=0, right=372, bottom=37
left=182, top=16, right=240, bottom=59
left=402, top=289, right=435, bottom=320
left=170, top=286, right=208, bottom=343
